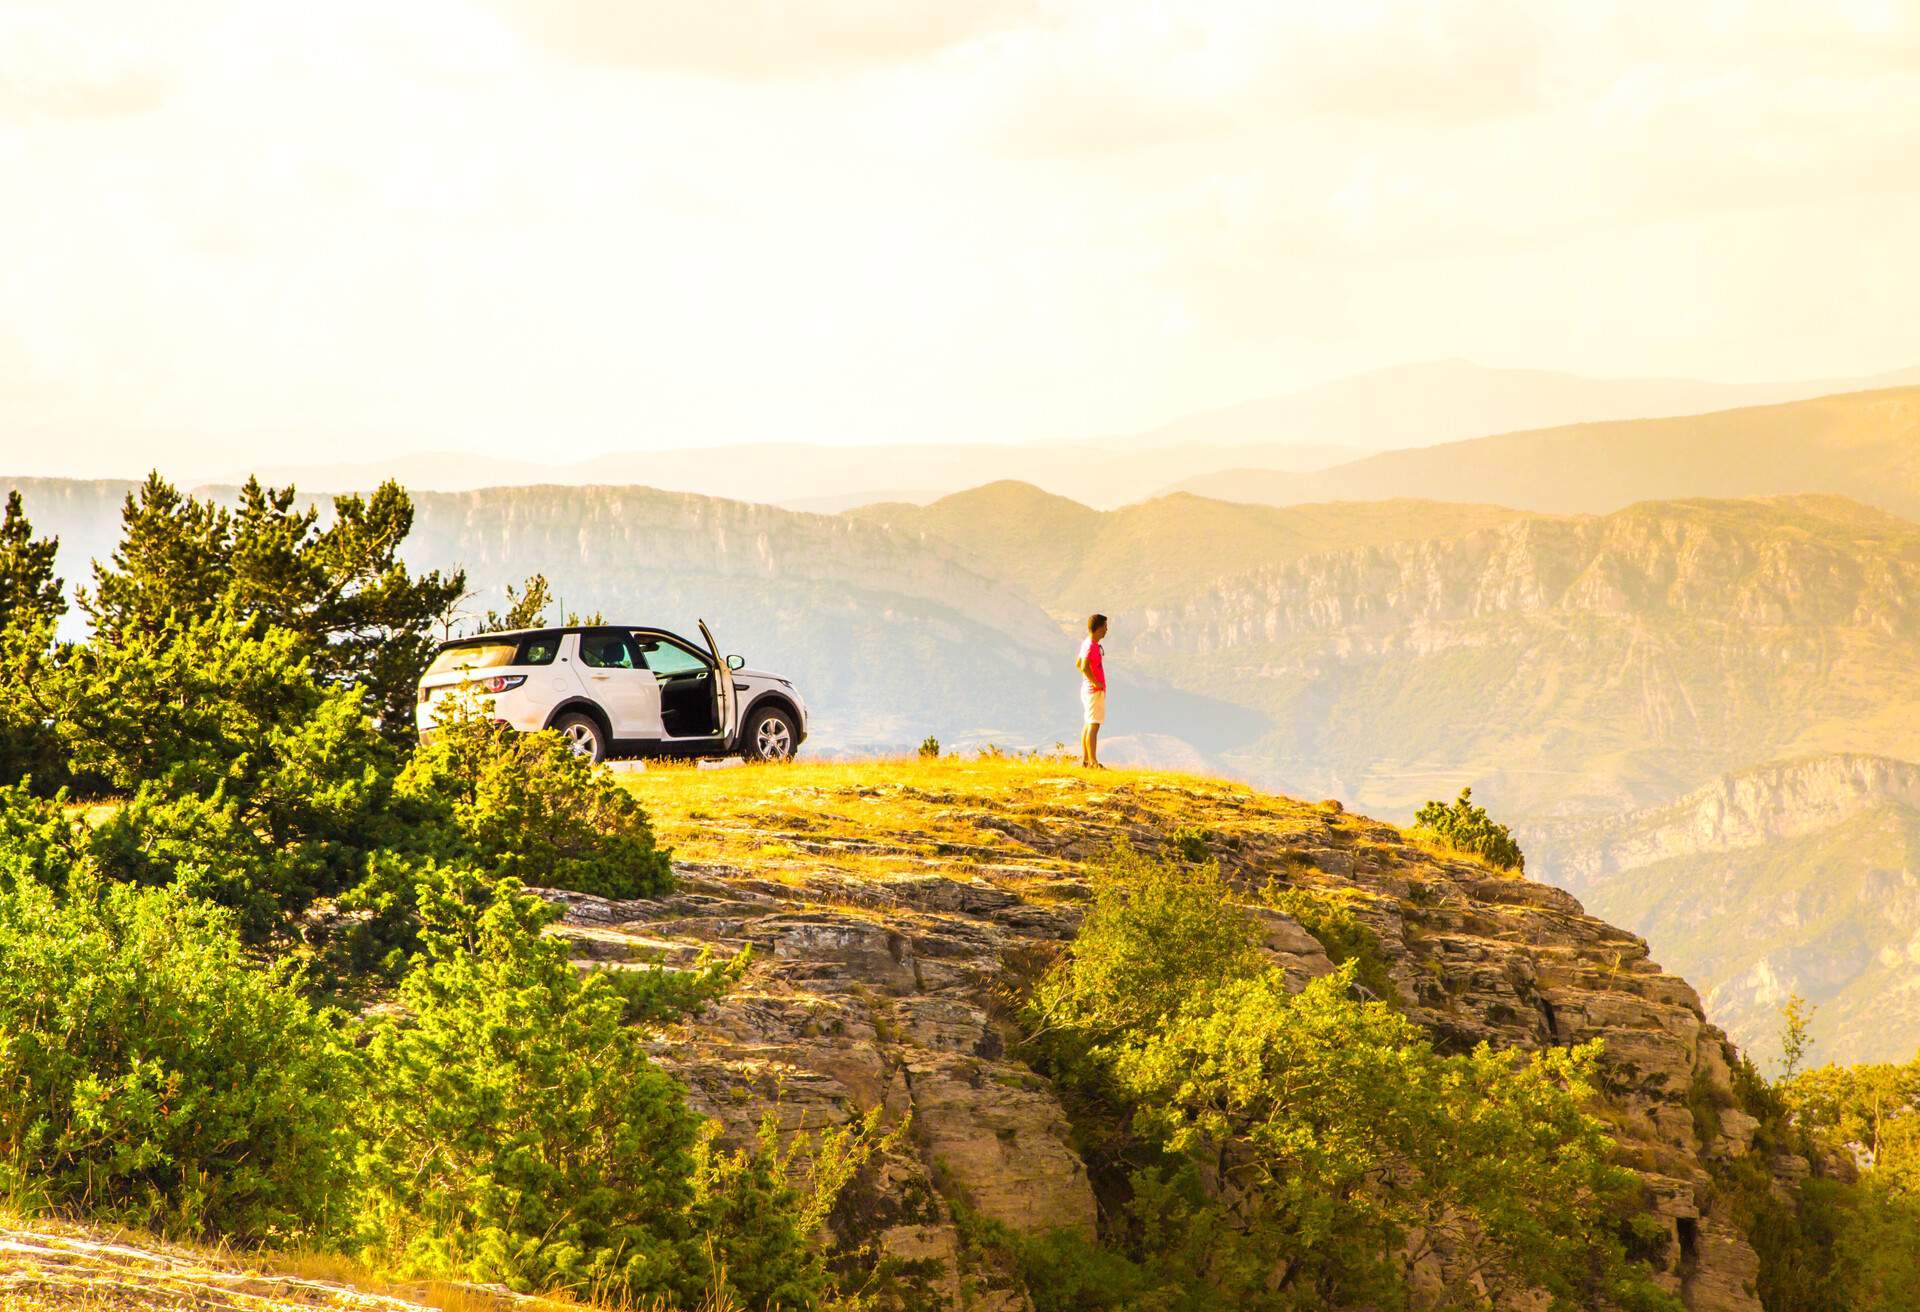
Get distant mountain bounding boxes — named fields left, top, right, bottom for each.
left=1112, top=494, right=1920, bottom=823
left=1130, top=359, right=1920, bottom=451
left=1526, top=755, right=1920, bottom=1066
left=1174, top=386, right=1920, bottom=516
left=229, top=439, right=1356, bottom=512
left=851, top=482, right=1523, bottom=615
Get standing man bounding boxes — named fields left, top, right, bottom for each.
left=1077, top=613, right=1108, bottom=769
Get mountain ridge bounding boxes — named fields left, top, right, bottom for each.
left=1174, top=385, right=1920, bottom=517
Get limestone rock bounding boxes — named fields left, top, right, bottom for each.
left=543, top=766, right=1807, bottom=1311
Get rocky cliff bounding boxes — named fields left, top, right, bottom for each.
left=1527, top=753, right=1920, bottom=1066
left=547, top=760, right=1802, bottom=1311
left=1116, top=495, right=1920, bottom=822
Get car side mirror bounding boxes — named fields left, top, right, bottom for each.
left=726, top=654, right=745, bottom=671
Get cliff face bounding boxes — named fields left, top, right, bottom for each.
left=1118, top=496, right=1920, bottom=821
left=1534, top=754, right=1920, bottom=884
left=1528, top=754, right=1920, bottom=1066
left=559, top=761, right=1801, bottom=1311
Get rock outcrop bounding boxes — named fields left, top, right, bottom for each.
left=552, top=762, right=1800, bottom=1311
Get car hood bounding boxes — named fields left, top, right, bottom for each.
left=734, top=668, right=792, bottom=685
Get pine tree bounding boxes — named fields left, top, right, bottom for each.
left=479, top=573, right=552, bottom=633
left=306, top=482, right=465, bottom=740
left=0, top=490, right=65, bottom=631
left=81, top=472, right=231, bottom=644
left=76, top=474, right=462, bottom=743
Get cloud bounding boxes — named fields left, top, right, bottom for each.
left=483, top=0, right=1032, bottom=77
left=0, top=7, right=174, bottom=118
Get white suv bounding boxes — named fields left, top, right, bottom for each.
left=416, top=620, right=808, bottom=763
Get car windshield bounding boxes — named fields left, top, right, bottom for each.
left=425, top=641, right=518, bottom=675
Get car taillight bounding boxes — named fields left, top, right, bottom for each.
left=477, top=675, right=526, bottom=694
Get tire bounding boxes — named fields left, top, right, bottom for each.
left=743, top=705, right=799, bottom=763
left=552, top=711, right=606, bottom=763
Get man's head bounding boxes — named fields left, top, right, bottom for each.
left=1088, top=613, right=1108, bottom=640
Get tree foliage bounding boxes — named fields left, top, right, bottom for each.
left=0, top=876, right=349, bottom=1241
left=1411, top=787, right=1525, bottom=872
left=1731, top=1055, right=1920, bottom=1311
left=1026, top=847, right=1672, bottom=1311
left=478, top=572, right=552, bottom=633
left=352, top=874, right=852, bottom=1308
left=398, top=715, right=675, bottom=901
left=77, top=473, right=463, bottom=741
left=0, top=490, right=64, bottom=632
left=353, top=875, right=703, bottom=1299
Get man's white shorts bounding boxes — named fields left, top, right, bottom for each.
left=1081, top=686, right=1106, bottom=726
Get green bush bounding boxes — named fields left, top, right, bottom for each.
left=1412, top=786, right=1525, bottom=872
left=0, top=877, right=348, bottom=1241
left=398, top=716, right=674, bottom=899
left=1029, top=844, right=1261, bottom=1055
left=0, top=780, right=88, bottom=892
left=1027, top=848, right=1673, bottom=1312
left=352, top=872, right=705, bottom=1301
left=1265, top=885, right=1399, bottom=1003
left=64, top=617, right=401, bottom=943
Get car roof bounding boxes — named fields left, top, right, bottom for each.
left=433, top=625, right=689, bottom=648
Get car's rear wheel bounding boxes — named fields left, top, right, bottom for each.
left=744, top=706, right=798, bottom=763
left=552, top=711, right=606, bottom=763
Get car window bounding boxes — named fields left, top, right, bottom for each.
left=579, top=632, right=638, bottom=669
left=515, top=632, right=561, bottom=667
left=425, top=641, right=517, bottom=674
left=637, top=636, right=708, bottom=677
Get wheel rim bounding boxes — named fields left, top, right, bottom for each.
left=563, top=721, right=598, bottom=757
left=755, top=716, right=793, bottom=760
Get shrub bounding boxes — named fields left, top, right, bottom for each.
left=352, top=872, right=705, bottom=1301
left=1027, top=847, right=1674, bottom=1311
left=1265, top=885, right=1399, bottom=1003
left=69, top=622, right=401, bottom=943
left=39, top=611, right=395, bottom=810
left=1412, top=786, right=1525, bottom=872
left=918, top=735, right=941, bottom=759
left=1029, top=844, right=1262, bottom=1055
left=693, top=1107, right=887, bottom=1312
left=0, top=780, right=88, bottom=892
left=1167, top=824, right=1213, bottom=863
left=0, top=877, right=348, bottom=1240
left=398, top=716, right=674, bottom=899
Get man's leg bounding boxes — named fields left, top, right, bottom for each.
left=1080, top=722, right=1091, bottom=767
left=1088, top=721, right=1100, bottom=767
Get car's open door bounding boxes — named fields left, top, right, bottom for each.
left=697, top=619, right=739, bottom=747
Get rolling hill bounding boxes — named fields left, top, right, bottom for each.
left=1128, top=358, right=1920, bottom=452
left=1175, top=385, right=1920, bottom=518
left=851, top=481, right=1524, bottom=615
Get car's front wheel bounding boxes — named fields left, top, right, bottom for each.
left=552, top=711, right=606, bottom=763
left=744, top=706, right=798, bottom=763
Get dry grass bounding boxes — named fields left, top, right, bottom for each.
left=0, top=1211, right=721, bottom=1312
left=618, top=755, right=1365, bottom=888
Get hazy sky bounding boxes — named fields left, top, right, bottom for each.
left=3, top=0, right=1918, bottom=476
